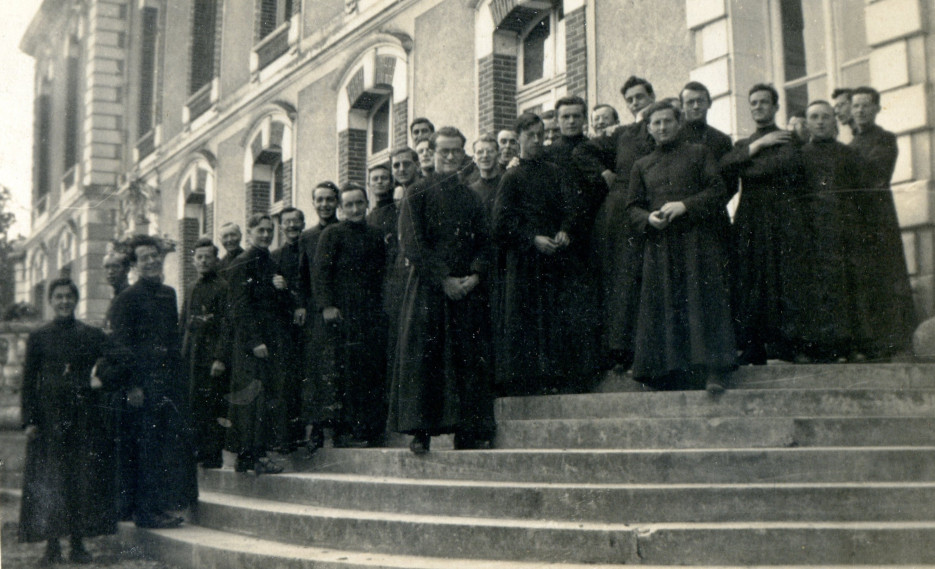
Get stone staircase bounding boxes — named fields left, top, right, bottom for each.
left=21, top=364, right=935, bottom=566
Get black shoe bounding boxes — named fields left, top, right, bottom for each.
left=409, top=431, right=430, bottom=455
left=39, top=540, right=63, bottom=566
left=254, top=457, right=284, bottom=476
left=306, top=426, right=325, bottom=457
left=235, top=454, right=252, bottom=473
left=134, top=511, right=184, bottom=529
left=69, top=544, right=92, bottom=564
left=705, top=375, right=726, bottom=395
left=453, top=432, right=478, bottom=450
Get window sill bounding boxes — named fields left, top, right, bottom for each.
left=184, top=79, right=218, bottom=124
left=251, top=17, right=298, bottom=74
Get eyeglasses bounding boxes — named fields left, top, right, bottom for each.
left=436, top=148, right=464, bottom=157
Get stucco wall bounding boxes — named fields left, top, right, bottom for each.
left=296, top=69, right=341, bottom=224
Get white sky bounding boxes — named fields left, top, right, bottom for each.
left=0, top=1, right=43, bottom=239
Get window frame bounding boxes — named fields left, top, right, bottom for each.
left=516, top=5, right=566, bottom=116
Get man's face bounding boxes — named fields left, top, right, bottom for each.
left=134, top=245, right=164, bottom=281
left=648, top=108, right=679, bottom=144
left=519, top=122, right=545, bottom=159
left=806, top=103, right=837, bottom=140
left=543, top=119, right=559, bottom=146
left=473, top=141, right=499, bottom=173
left=192, top=246, right=218, bottom=276
left=103, top=254, right=129, bottom=287
left=497, top=130, right=519, bottom=163
left=624, top=85, right=654, bottom=118
left=415, top=141, right=434, bottom=169
left=832, top=94, right=852, bottom=126
left=681, top=89, right=710, bottom=123
left=280, top=210, right=305, bottom=243
left=592, top=107, right=618, bottom=135
left=340, top=189, right=368, bottom=223
left=220, top=227, right=242, bottom=253
left=248, top=219, right=275, bottom=249
left=411, top=122, right=433, bottom=141
left=313, top=187, right=338, bottom=222
left=850, top=93, right=879, bottom=130
left=749, top=90, right=778, bottom=125
left=50, top=286, right=78, bottom=319
left=434, top=135, right=465, bottom=175
left=391, top=153, right=419, bottom=186
left=557, top=104, right=586, bottom=136
left=368, top=168, right=392, bottom=198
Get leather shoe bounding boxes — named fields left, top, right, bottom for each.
left=69, top=546, right=92, bottom=564
left=39, top=540, right=63, bottom=566
left=254, top=457, right=284, bottom=476
left=409, top=432, right=430, bottom=455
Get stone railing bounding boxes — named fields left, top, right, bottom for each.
left=0, top=321, right=39, bottom=430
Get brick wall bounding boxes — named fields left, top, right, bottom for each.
left=337, top=128, right=367, bottom=187
left=564, top=6, right=587, bottom=99
left=282, top=159, right=293, bottom=206
left=393, top=99, right=408, bottom=149
left=247, top=180, right=272, bottom=217
left=478, top=53, right=517, bottom=136
left=205, top=202, right=215, bottom=239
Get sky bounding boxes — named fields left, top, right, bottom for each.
left=0, top=1, right=43, bottom=239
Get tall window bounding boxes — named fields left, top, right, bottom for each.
left=777, top=0, right=869, bottom=117
left=64, top=37, right=81, bottom=172
left=190, top=0, right=219, bottom=94
left=370, top=97, right=390, bottom=156
left=516, top=3, right=566, bottom=114
left=258, top=0, right=293, bottom=40
left=35, top=91, right=51, bottom=213
left=138, top=7, right=159, bottom=136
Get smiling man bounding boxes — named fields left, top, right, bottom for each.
left=678, top=81, right=733, bottom=162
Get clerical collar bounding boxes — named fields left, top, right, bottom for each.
left=755, top=123, right=778, bottom=133
left=53, top=315, right=77, bottom=327
left=375, top=195, right=394, bottom=208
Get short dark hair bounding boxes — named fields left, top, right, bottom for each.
left=431, top=126, right=467, bottom=149
left=126, top=234, right=163, bottom=264
left=748, top=83, right=779, bottom=105
left=390, top=147, right=419, bottom=163
left=280, top=206, right=305, bottom=223
left=313, top=181, right=339, bottom=198
left=247, top=213, right=273, bottom=230
left=643, top=101, right=681, bottom=123
left=368, top=162, right=391, bottom=175
left=410, top=117, right=435, bottom=134
left=515, top=112, right=543, bottom=134
left=47, top=277, right=79, bottom=301
left=680, top=81, right=711, bottom=104
left=620, top=76, right=654, bottom=97
left=851, top=86, right=881, bottom=106
left=831, top=88, right=852, bottom=100
left=593, top=104, right=619, bottom=123
left=555, top=95, right=587, bottom=114
left=193, top=237, right=219, bottom=256
left=340, top=182, right=367, bottom=203
left=473, top=133, right=498, bottom=152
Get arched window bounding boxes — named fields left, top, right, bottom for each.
left=370, top=96, right=391, bottom=157
left=516, top=3, right=566, bottom=114
left=178, top=157, right=216, bottom=297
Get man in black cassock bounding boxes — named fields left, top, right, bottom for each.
left=469, top=134, right=502, bottom=220
left=391, top=146, right=422, bottom=202
left=217, top=222, right=245, bottom=277
left=847, top=86, right=916, bottom=359
left=300, top=181, right=340, bottom=454
left=180, top=237, right=229, bottom=469
left=390, top=126, right=494, bottom=454
left=20, top=279, right=117, bottom=564
left=678, top=81, right=734, bottom=161
left=103, top=249, right=130, bottom=299
left=106, top=234, right=197, bottom=527
left=782, top=101, right=864, bottom=361
left=314, top=184, right=387, bottom=446
left=226, top=214, right=290, bottom=474
left=626, top=102, right=736, bottom=393
left=579, top=76, right=658, bottom=371
left=720, top=84, right=804, bottom=364
left=271, top=206, right=311, bottom=452
left=492, top=113, right=576, bottom=396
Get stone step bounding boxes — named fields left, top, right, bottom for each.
left=192, top=492, right=935, bottom=565
left=300, top=446, right=935, bottom=483
left=197, top=469, right=935, bottom=523
left=494, top=416, right=935, bottom=449
left=127, top=523, right=935, bottom=569
left=495, top=389, right=935, bottom=421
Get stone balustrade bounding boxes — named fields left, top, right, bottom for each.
left=0, top=321, right=39, bottom=430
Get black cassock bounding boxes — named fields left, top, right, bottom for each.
left=19, top=317, right=117, bottom=542
left=720, top=125, right=804, bottom=358
left=849, top=124, right=916, bottom=356
left=389, top=172, right=494, bottom=439
left=368, top=197, right=407, bottom=377
left=782, top=139, right=863, bottom=358
left=492, top=157, right=581, bottom=395
left=627, top=141, right=736, bottom=387
left=314, top=220, right=387, bottom=441
left=226, top=247, right=292, bottom=457
left=107, top=279, right=197, bottom=515
left=180, top=270, right=229, bottom=465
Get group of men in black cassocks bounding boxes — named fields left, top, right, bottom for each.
left=19, top=72, right=916, bottom=562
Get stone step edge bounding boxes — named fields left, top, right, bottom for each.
left=200, top=470, right=935, bottom=491
left=126, top=523, right=935, bottom=569
left=197, top=492, right=935, bottom=531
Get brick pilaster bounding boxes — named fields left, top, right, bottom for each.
left=564, top=6, right=587, bottom=99
left=393, top=99, right=408, bottom=150
left=281, top=159, right=293, bottom=206
left=478, top=53, right=517, bottom=136
left=178, top=217, right=200, bottom=306
left=247, top=180, right=272, bottom=217
left=337, top=129, right=367, bottom=187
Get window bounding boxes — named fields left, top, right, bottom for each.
left=370, top=97, right=390, bottom=156
left=138, top=7, right=159, bottom=136
left=258, top=0, right=293, bottom=41
left=776, top=0, right=870, bottom=117
left=64, top=37, right=81, bottom=172
left=190, top=0, right=219, bottom=95
left=516, top=3, right=566, bottom=114
left=35, top=91, right=51, bottom=213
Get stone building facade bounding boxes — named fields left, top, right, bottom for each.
left=14, top=0, right=935, bottom=325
